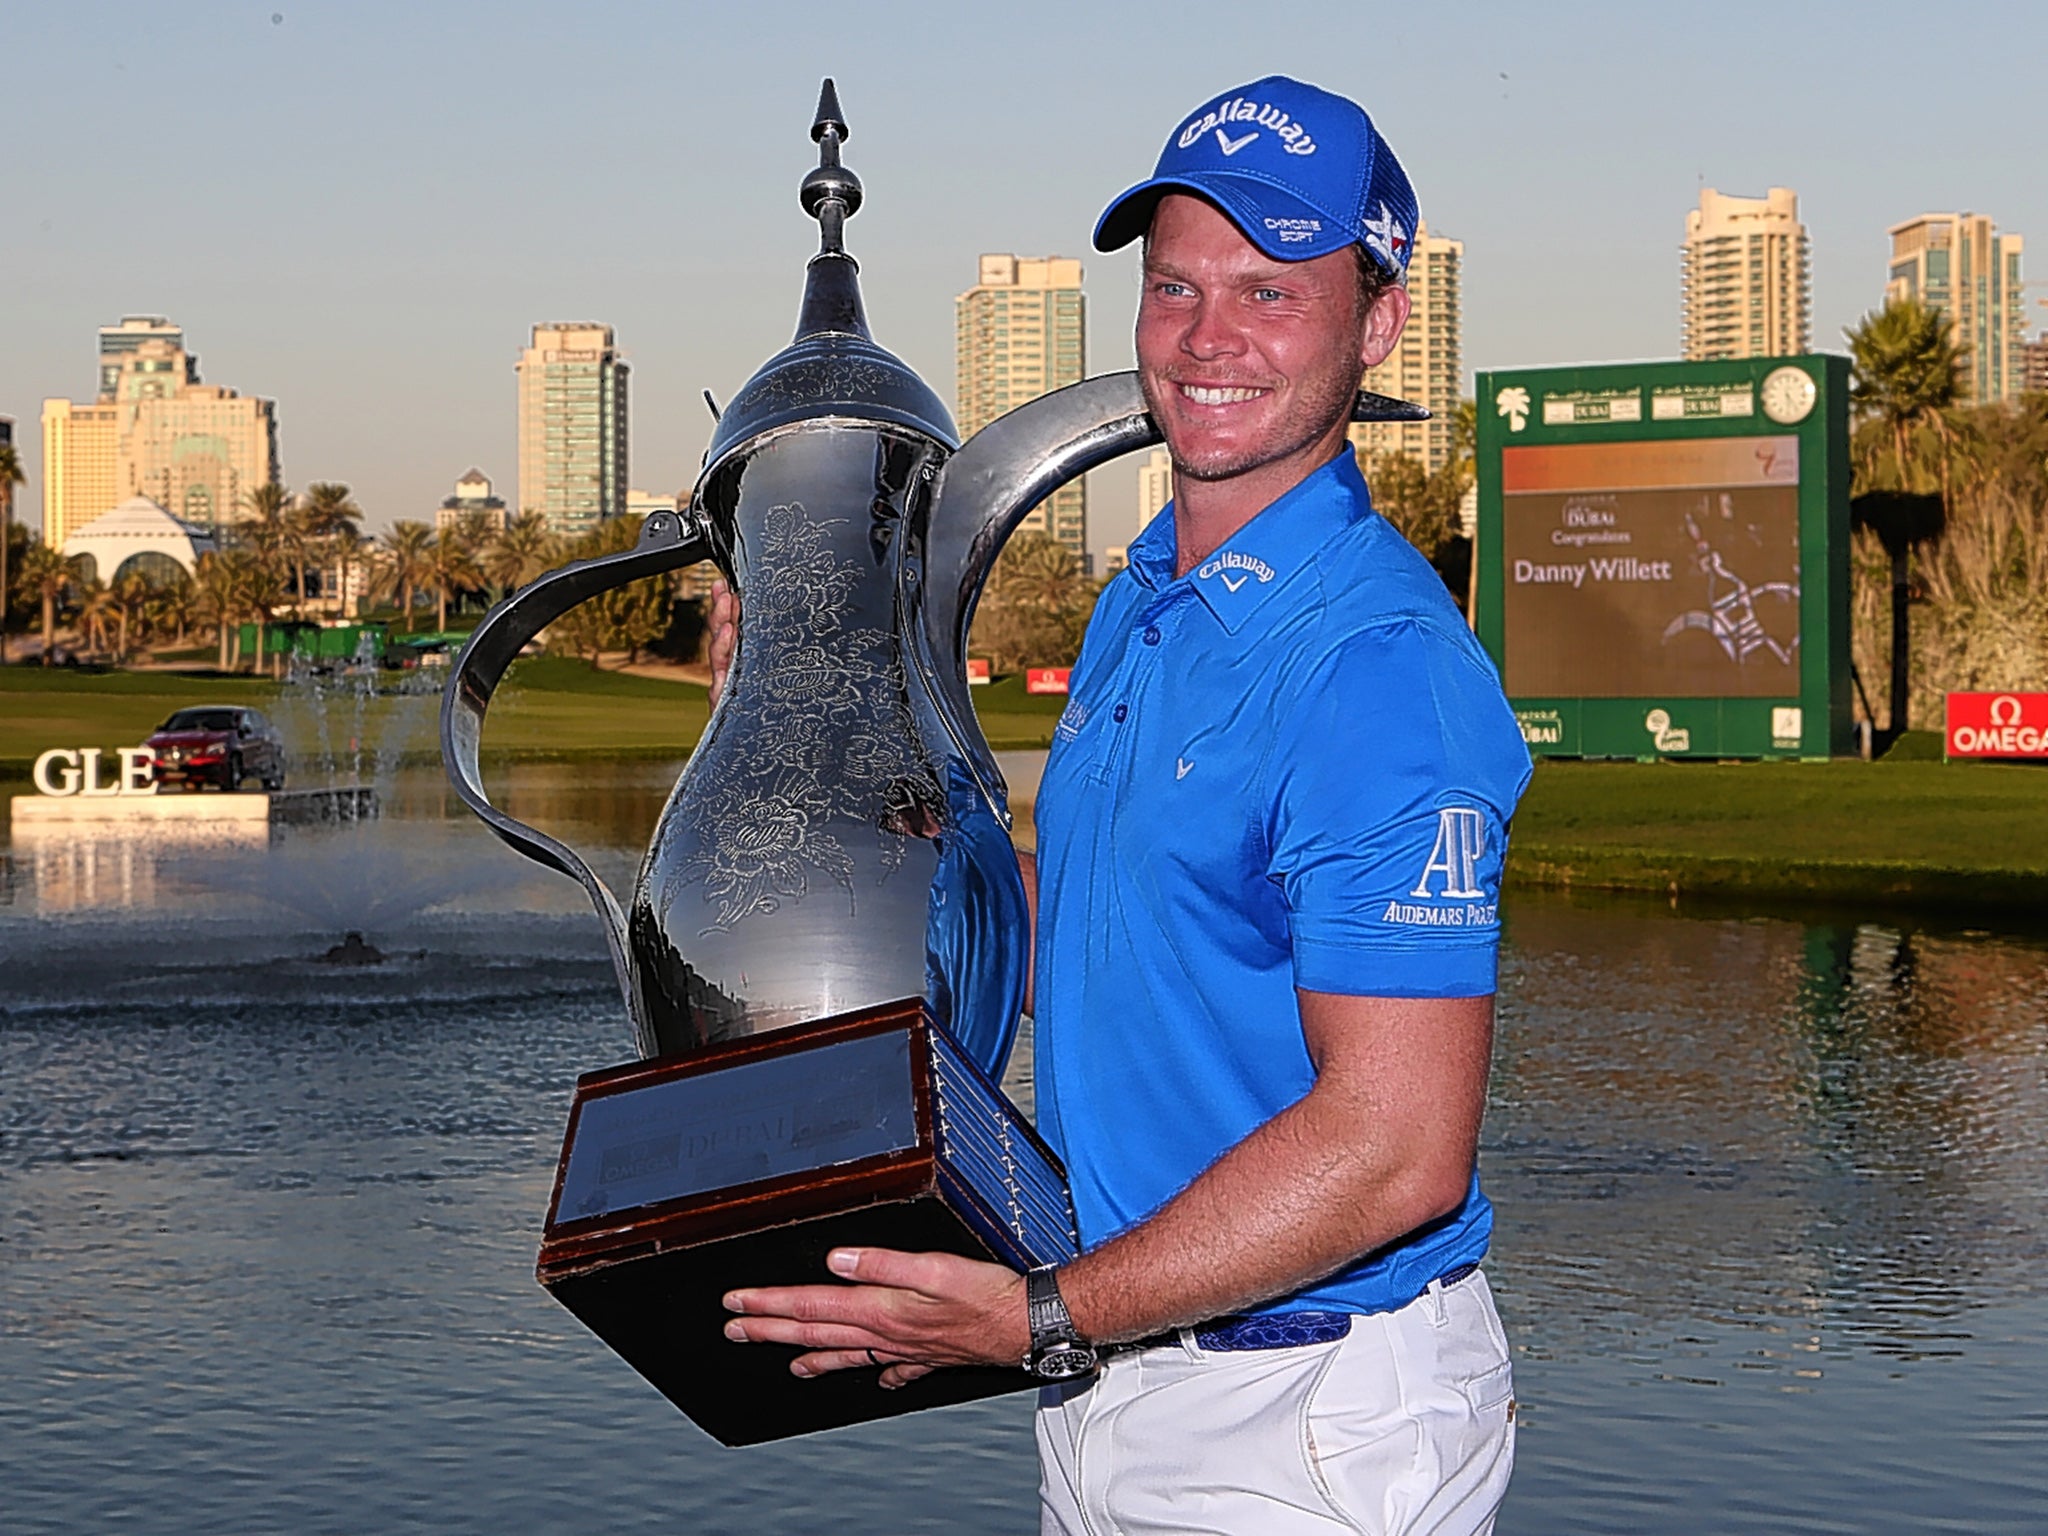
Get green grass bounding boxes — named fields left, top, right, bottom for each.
left=0, top=667, right=282, bottom=780
left=12, top=662, right=2038, bottom=917
left=0, top=658, right=713, bottom=782
left=971, top=673, right=1067, bottom=750
left=1509, top=758, right=2048, bottom=914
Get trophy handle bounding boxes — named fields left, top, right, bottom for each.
left=441, top=508, right=716, bottom=1055
left=923, top=375, right=1431, bottom=664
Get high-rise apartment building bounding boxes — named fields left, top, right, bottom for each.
left=42, top=317, right=278, bottom=545
left=1350, top=220, right=1463, bottom=472
left=516, top=323, right=629, bottom=537
left=1137, top=446, right=1173, bottom=528
left=1681, top=188, right=1812, bottom=361
left=1886, top=214, right=2027, bottom=402
left=956, top=256, right=1087, bottom=561
left=40, top=401, right=122, bottom=547
left=2018, top=332, right=2048, bottom=395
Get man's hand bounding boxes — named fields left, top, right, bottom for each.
left=724, top=1246, right=1029, bottom=1388
left=706, top=577, right=738, bottom=710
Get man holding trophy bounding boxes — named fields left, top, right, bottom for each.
left=721, top=76, right=1531, bottom=1535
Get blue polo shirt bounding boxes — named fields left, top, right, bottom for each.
left=1032, top=451, right=1532, bottom=1318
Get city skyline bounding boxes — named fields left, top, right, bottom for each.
left=41, top=315, right=279, bottom=549
left=5, top=3, right=2046, bottom=566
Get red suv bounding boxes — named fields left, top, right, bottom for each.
left=146, top=707, right=288, bottom=792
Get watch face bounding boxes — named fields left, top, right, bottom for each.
left=1761, top=366, right=1816, bottom=424
left=1032, top=1344, right=1098, bottom=1381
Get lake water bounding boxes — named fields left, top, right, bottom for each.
left=3, top=761, right=2044, bottom=1533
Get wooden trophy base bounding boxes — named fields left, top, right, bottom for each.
left=536, top=997, right=1077, bottom=1446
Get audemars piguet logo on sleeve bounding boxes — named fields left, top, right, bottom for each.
left=1382, top=807, right=1498, bottom=928
left=1195, top=551, right=1276, bottom=593
left=1178, top=97, right=1319, bottom=156
left=1055, top=698, right=1090, bottom=742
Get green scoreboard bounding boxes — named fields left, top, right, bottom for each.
left=1473, top=355, right=1852, bottom=760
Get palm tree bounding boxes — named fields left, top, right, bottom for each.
left=243, top=479, right=295, bottom=587
left=113, top=569, right=152, bottom=660
left=149, top=570, right=199, bottom=651
left=973, top=532, right=1092, bottom=671
left=426, top=526, right=483, bottom=631
left=0, top=440, right=22, bottom=664
left=19, top=543, right=72, bottom=664
left=194, top=551, right=237, bottom=670
left=194, top=549, right=268, bottom=671
left=328, top=523, right=368, bottom=619
left=73, top=575, right=118, bottom=656
left=1846, top=298, right=1973, bottom=743
left=483, top=509, right=556, bottom=594
left=1846, top=297, right=1968, bottom=492
left=301, top=482, right=363, bottom=612
left=380, top=520, right=436, bottom=632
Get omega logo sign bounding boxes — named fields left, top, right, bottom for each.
left=1945, top=692, right=2048, bottom=758
left=32, top=748, right=158, bottom=797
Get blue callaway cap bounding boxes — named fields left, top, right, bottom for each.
left=1094, top=75, right=1419, bottom=275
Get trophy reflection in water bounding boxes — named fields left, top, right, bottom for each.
left=441, top=82, right=1157, bottom=1446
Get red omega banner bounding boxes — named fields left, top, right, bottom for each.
left=1945, top=692, right=2048, bottom=758
left=1025, top=668, right=1071, bottom=695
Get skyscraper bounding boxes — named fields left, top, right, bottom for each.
left=1681, top=188, right=1812, bottom=361
left=1886, top=213, right=2027, bottom=403
left=1137, top=446, right=1173, bottom=528
left=42, top=317, right=277, bottom=546
left=40, top=401, right=121, bottom=547
left=517, top=323, right=629, bottom=537
left=1350, top=220, right=1463, bottom=472
left=955, top=255, right=1087, bottom=562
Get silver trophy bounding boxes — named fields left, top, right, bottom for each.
left=440, top=80, right=1423, bottom=1445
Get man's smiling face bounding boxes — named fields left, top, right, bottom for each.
left=1136, top=193, right=1406, bottom=491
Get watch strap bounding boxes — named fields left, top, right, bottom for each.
left=1026, top=1265, right=1077, bottom=1347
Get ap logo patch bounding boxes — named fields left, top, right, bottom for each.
left=1410, top=807, right=1489, bottom=899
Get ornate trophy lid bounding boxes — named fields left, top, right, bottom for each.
left=699, top=79, right=958, bottom=487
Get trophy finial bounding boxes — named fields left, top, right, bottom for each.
left=800, top=77, right=862, bottom=255
left=811, top=78, right=848, bottom=144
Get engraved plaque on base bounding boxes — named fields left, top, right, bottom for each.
left=535, top=997, right=1078, bottom=1446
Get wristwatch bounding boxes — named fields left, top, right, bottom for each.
left=1022, top=1265, right=1099, bottom=1380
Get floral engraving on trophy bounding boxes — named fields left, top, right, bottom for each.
left=686, top=768, right=853, bottom=932
left=668, top=502, right=936, bottom=932
left=740, top=359, right=906, bottom=411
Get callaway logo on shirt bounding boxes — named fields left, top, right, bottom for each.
left=1195, top=551, right=1278, bottom=592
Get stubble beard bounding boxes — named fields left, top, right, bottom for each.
left=1141, top=351, right=1364, bottom=485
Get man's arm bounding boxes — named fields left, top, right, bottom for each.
left=722, top=987, right=1492, bottom=1378
left=1062, top=986, right=1490, bottom=1342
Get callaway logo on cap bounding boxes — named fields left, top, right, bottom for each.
left=1093, top=75, right=1420, bottom=274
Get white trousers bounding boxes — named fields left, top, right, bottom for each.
left=1036, top=1270, right=1515, bottom=1536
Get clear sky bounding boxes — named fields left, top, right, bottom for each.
left=5, top=1, right=2043, bottom=558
